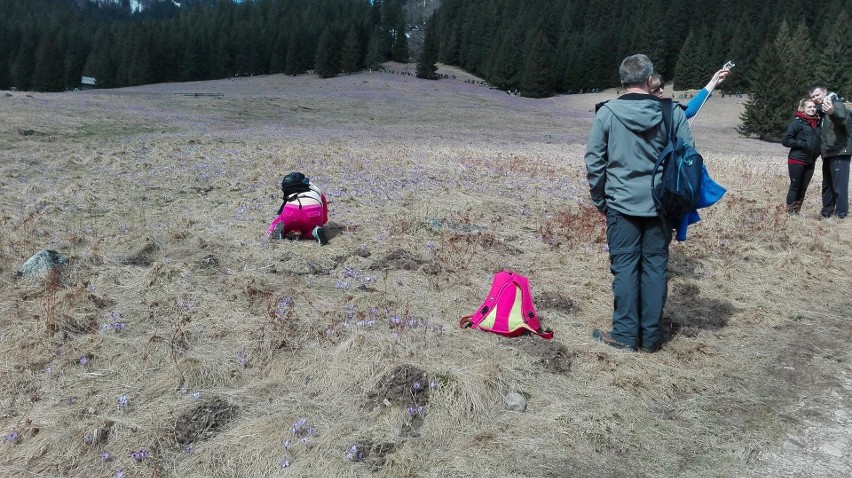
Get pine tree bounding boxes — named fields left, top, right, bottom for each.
left=13, top=31, right=37, bottom=91
left=673, top=30, right=706, bottom=90
left=0, top=57, right=10, bottom=90
left=391, top=21, right=409, bottom=63
left=738, top=22, right=794, bottom=142
left=814, top=9, right=851, bottom=96
left=32, top=31, right=66, bottom=91
left=364, top=27, right=383, bottom=70
left=340, top=25, right=362, bottom=74
left=314, top=27, right=339, bottom=78
left=284, top=30, right=303, bottom=76
left=724, top=15, right=755, bottom=94
left=0, top=27, right=13, bottom=89
left=415, top=15, right=439, bottom=80
left=781, top=21, right=813, bottom=100
left=270, top=32, right=288, bottom=74
left=83, top=26, right=117, bottom=88
left=520, top=30, right=553, bottom=98
left=62, top=29, right=90, bottom=90
left=488, top=30, right=520, bottom=90
left=125, top=28, right=154, bottom=86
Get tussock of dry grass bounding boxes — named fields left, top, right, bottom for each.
left=1, top=67, right=850, bottom=477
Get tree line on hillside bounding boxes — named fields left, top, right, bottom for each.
left=0, top=0, right=849, bottom=142
left=0, top=0, right=410, bottom=90
left=430, top=0, right=850, bottom=141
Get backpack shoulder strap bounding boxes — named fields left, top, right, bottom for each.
left=660, top=98, right=674, bottom=141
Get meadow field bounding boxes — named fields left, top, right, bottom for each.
left=1, top=63, right=850, bottom=477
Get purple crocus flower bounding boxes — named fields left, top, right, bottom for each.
left=130, top=449, right=150, bottom=462
left=291, top=418, right=307, bottom=435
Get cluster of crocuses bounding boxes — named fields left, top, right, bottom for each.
left=278, top=417, right=317, bottom=468
left=101, top=311, right=126, bottom=332
left=275, top=296, right=294, bottom=319
left=337, top=265, right=374, bottom=289
left=344, top=444, right=366, bottom=462
left=322, top=305, right=445, bottom=339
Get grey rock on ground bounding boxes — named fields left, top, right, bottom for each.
left=504, top=392, right=527, bottom=412
left=18, top=249, right=69, bottom=283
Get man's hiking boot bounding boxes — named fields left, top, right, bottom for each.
left=592, top=329, right=636, bottom=351
left=639, top=343, right=661, bottom=353
left=786, top=201, right=801, bottom=215
left=312, top=226, right=328, bottom=245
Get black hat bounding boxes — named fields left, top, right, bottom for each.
left=281, top=172, right=309, bottom=192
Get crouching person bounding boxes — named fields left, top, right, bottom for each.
left=265, top=172, right=329, bottom=245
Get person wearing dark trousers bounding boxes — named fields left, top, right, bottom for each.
left=808, top=84, right=850, bottom=219
left=781, top=98, right=821, bottom=214
left=584, top=54, right=695, bottom=353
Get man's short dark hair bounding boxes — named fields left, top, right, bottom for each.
left=620, top=54, right=654, bottom=88
left=808, top=83, right=827, bottom=95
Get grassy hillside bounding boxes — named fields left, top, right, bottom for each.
left=1, top=65, right=850, bottom=477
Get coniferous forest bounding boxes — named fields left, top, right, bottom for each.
left=1, top=0, right=850, bottom=140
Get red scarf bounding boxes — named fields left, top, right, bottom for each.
left=796, top=111, right=818, bottom=129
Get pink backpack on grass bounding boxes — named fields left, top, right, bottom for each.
left=460, top=271, right=553, bottom=339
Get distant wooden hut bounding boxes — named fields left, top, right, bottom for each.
left=80, top=76, right=97, bottom=89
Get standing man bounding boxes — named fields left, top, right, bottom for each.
left=583, top=54, right=694, bottom=353
left=809, top=84, right=850, bottom=219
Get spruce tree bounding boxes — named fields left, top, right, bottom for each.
left=125, top=28, right=154, bottom=86
left=520, top=30, right=553, bottom=98
left=391, top=21, right=409, bottom=63
left=13, top=32, right=37, bottom=91
left=284, top=30, right=303, bottom=76
left=0, top=27, right=13, bottom=89
left=0, top=57, right=10, bottom=90
left=724, top=15, right=755, bottom=94
left=340, top=25, right=362, bottom=74
left=364, top=27, right=383, bottom=70
left=415, top=15, right=439, bottom=80
left=488, top=31, right=520, bottom=90
left=32, top=32, right=66, bottom=91
left=781, top=21, right=813, bottom=100
left=738, top=22, right=794, bottom=142
left=814, top=10, right=851, bottom=96
left=673, top=30, right=705, bottom=90
left=314, top=27, right=339, bottom=78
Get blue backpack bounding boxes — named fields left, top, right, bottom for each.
left=652, top=99, right=704, bottom=221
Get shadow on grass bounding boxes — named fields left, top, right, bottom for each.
left=662, top=251, right=739, bottom=344
left=663, top=289, right=738, bottom=345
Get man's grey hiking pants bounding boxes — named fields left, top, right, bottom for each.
left=606, top=211, right=672, bottom=350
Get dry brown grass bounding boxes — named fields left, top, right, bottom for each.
left=1, top=65, right=850, bottom=478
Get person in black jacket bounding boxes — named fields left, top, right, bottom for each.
left=809, top=84, right=851, bottom=219
left=781, top=98, right=821, bottom=214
